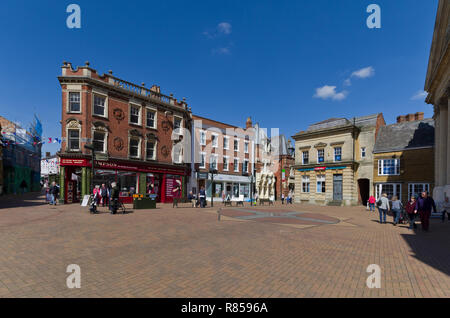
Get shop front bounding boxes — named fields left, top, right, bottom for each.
left=59, top=157, right=188, bottom=204
left=197, top=172, right=251, bottom=202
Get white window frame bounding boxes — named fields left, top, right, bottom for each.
left=92, top=129, right=107, bottom=154
left=145, top=106, right=157, bottom=129
left=302, top=151, right=309, bottom=165
left=243, top=159, right=249, bottom=173
left=67, top=91, right=82, bottom=113
left=129, top=103, right=142, bottom=126
left=316, top=175, right=326, bottom=193
left=173, top=115, right=183, bottom=135
left=199, top=130, right=206, bottom=146
left=199, top=152, right=206, bottom=168
left=211, top=133, right=219, bottom=148
left=302, top=176, right=310, bottom=193
left=234, top=138, right=239, bottom=152
left=334, top=146, right=342, bottom=162
left=128, top=137, right=141, bottom=159
left=223, top=156, right=229, bottom=171
left=67, top=128, right=81, bottom=151
left=234, top=158, right=239, bottom=172
left=378, top=159, right=400, bottom=176
left=223, top=136, right=229, bottom=150
left=244, top=141, right=249, bottom=154
left=145, top=138, right=157, bottom=161
left=317, top=149, right=325, bottom=163
left=376, top=183, right=402, bottom=201
left=210, top=154, right=218, bottom=170
left=92, top=92, right=108, bottom=118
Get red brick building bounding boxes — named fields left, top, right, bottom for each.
left=58, top=61, right=191, bottom=204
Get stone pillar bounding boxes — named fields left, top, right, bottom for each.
left=439, top=103, right=448, bottom=187
left=139, top=172, right=146, bottom=194
left=434, top=107, right=441, bottom=187
left=81, top=167, right=88, bottom=196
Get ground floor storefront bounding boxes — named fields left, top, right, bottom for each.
left=193, top=172, right=252, bottom=202
left=59, top=157, right=189, bottom=204
left=294, top=165, right=357, bottom=206
left=374, top=182, right=434, bottom=202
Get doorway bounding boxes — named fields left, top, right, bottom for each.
left=333, top=174, right=343, bottom=201
left=358, top=178, right=370, bottom=205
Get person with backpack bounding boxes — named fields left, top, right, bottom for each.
left=391, top=196, right=403, bottom=226
left=376, top=193, right=390, bottom=224
left=368, top=195, right=376, bottom=212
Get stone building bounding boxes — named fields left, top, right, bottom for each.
left=0, top=122, right=3, bottom=195
left=424, top=0, right=450, bottom=211
left=58, top=61, right=191, bottom=204
left=292, top=114, right=384, bottom=206
left=373, top=114, right=434, bottom=203
left=190, top=115, right=255, bottom=202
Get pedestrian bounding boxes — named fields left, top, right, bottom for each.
left=199, top=186, right=206, bottom=208
left=110, top=182, right=119, bottom=214
left=93, top=185, right=101, bottom=206
left=50, top=181, right=59, bottom=205
left=415, top=191, right=436, bottom=232
left=368, top=195, right=376, bottom=212
left=281, top=193, right=285, bottom=204
left=100, top=183, right=109, bottom=207
left=255, top=192, right=259, bottom=206
left=405, top=196, right=417, bottom=230
left=376, top=193, right=389, bottom=224
left=20, top=179, right=27, bottom=194
left=391, top=196, right=403, bottom=226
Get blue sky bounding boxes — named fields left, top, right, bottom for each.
left=0, top=0, right=438, bottom=155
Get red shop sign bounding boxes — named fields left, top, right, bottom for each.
left=314, top=167, right=326, bottom=171
left=60, top=158, right=90, bottom=166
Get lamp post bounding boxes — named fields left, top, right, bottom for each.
left=84, top=144, right=95, bottom=195
left=209, top=168, right=218, bottom=207
left=250, top=173, right=254, bottom=206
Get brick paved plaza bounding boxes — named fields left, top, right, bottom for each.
left=0, top=192, right=449, bottom=298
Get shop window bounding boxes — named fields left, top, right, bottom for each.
left=93, top=95, right=106, bottom=117
left=408, top=183, right=429, bottom=199
left=68, top=129, right=80, bottom=151
left=316, top=175, right=325, bottom=193
left=130, top=105, right=141, bottom=125
left=317, top=149, right=324, bottom=163
left=93, top=131, right=106, bottom=153
left=68, top=92, right=80, bottom=113
left=302, top=151, right=309, bottom=165
left=302, top=176, right=310, bottom=193
left=376, top=183, right=401, bottom=200
left=129, top=138, right=140, bottom=158
left=334, top=147, right=342, bottom=162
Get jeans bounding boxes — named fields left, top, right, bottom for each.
left=392, top=208, right=401, bottom=224
left=50, top=194, right=57, bottom=205
left=378, top=208, right=387, bottom=223
left=369, top=203, right=375, bottom=212
left=419, top=210, right=431, bottom=231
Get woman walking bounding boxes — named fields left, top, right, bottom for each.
left=368, top=195, right=376, bottom=212
left=391, top=196, right=403, bottom=226
left=376, top=193, right=390, bottom=224
left=405, top=196, right=417, bottom=230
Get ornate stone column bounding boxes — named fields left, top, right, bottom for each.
left=440, top=101, right=448, bottom=188
left=434, top=105, right=441, bottom=187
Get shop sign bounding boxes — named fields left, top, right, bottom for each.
left=282, top=169, right=286, bottom=182
left=60, top=158, right=89, bottom=166
left=314, top=167, right=326, bottom=171
left=197, top=172, right=209, bottom=179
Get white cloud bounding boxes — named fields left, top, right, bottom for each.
left=212, top=47, right=231, bottom=55
left=411, top=90, right=427, bottom=100
left=343, top=78, right=352, bottom=86
left=314, top=85, right=348, bottom=101
left=351, top=66, right=375, bottom=79
left=217, top=22, right=232, bottom=35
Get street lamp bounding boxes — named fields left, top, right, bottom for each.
left=209, top=168, right=218, bottom=207
left=84, top=144, right=95, bottom=194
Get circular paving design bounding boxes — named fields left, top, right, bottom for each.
left=220, top=208, right=340, bottom=226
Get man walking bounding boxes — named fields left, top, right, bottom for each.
left=376, top=193, right=389, bottom=224
left=100, top=183, right=109, bottom=207
left=50, top=181, right=59, bottom=205
left=415, top=191, right=436, bottom=232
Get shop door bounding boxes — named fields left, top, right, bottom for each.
left=333, top=174, right=343, bottom=201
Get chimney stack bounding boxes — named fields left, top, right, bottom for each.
left=246, top=117, right=252, bottom=129
left=397, top=112, right=425, bottom=123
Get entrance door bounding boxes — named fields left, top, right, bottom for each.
left=357, top=178, right=370, bottom=205
left=333, top=174, right=343, bottom=201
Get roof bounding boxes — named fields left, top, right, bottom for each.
left=373, top=118, right=435, bottom=153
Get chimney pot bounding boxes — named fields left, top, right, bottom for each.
left=108, top=70, right=113, bottom=75
left=85, top=61, right=90, bottom=67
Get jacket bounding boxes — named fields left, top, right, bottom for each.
left=405, top=201, right=416, bottom=214
left=391, top=200, right=403, bottom=211
left=415, top=196, right=436, bottom=212
left=377, top=196, right=390, bottom=210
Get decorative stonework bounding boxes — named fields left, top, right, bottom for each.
left=161, top=120, right=172, bottom=133
left=161, top=145, right=170, bottom=158
left=113, top=108, right=125, bottom=124
left=67, top=120, right=81, bottom=129
left=113, top=137, right=124, bottom=151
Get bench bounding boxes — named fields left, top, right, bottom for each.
left=173, top=197, right=196, bottom=208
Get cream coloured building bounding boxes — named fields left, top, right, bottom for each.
left=292, top=114, right=384, bottom=206
left=425, top=0, right=450, bottom=211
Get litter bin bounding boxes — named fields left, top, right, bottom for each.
left=133, top=194, right=157, bottom=209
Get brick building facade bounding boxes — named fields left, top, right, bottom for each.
left=58, top=61, right=191, bottom=203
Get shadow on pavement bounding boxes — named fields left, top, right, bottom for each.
left=0, top=192, right=48, bottom=210
left=401, top=222, right=450, bottom=277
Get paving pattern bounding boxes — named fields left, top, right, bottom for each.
left=0, top=192, right=449, bottom=298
